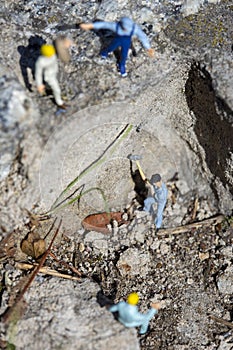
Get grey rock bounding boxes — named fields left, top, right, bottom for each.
left=117, top=248, right=150, bottom=277
left=12, top=279, right=140, bottom=350
left=84, top=231, right=105, bottom=242
left=219, top=246, right=233, bottom=259
left=217, top=266, right=233, bottom=295
left=0, top=75, right=32, bottom=130
left=0, top=1, right=233, bottom=350
left=0, top=74, right=35, bottom=181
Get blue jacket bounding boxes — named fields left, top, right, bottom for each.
left=109, top=301, right=157, bottom=328
left=153, top=182, right=168, bottom=204
left=93, top=17, right=151, bottom=49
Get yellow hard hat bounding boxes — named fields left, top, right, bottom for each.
left=40, top=44, right=56, bottom=57
left=127, top=292, right=139, bottom=305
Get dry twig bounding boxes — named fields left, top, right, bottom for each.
left=209, top=315, right=233, bottom=329
left=15, top=262, right=81, bottom=281
left=49, top=251, right=82, bottom=276
left=157, top=215, right=224, bottom=236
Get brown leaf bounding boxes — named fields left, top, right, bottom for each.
left=33, top=239, right=46, bottom=259
left=21, top=239, right=35, bottom=258
left=21, top=232, right=46, bottom=259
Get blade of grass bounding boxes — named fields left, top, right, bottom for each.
left=47, top=124, right=133, bottom=214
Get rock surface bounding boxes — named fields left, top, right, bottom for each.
left=0, top=0, right=233, bottom=350
left=12, top=279, right=140, bottom=350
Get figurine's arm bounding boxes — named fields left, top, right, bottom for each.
left=80, top=23, right=94, bottom=31
left=146, top=182, right=155, bottom=197
left=109, top=304, right=119, bottom=312
left=151, top=302, right=161, bottom=310
left=80, top=21, right=117, bottom=32
left=35, top=57, right=45, bottom=94
left=134, top=24, right=155, bottom=57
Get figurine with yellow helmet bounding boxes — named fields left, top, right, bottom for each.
left=109, top=292, right=161, bottom=334
left=35, top=38, right=71, bottom=111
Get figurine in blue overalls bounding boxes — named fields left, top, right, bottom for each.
left=109, top=292, right=161, bottom=334
left=80, top=17, right=154, bottom=77
left=143, top=173, right=168, bottom=230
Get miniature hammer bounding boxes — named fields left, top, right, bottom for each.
left=127, top=154, right=147, bottom=182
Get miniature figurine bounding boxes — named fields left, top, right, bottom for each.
left=80, top=17, right=154, bottom=77
left=109, top=292, right=161, bottom=334
left=35, top=37, right=72, bottom=110
left=143, top=173, right=168, bottom=230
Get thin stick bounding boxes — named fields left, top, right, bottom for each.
left=49, top=251, right=82, bottom=276
left=157, top=215, right=224, bottom=236
left=15, top=262, right=81, bottom=281
left=209, top=315, right=233, bottom=329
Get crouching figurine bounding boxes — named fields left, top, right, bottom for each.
left=109, top=292, right=161, bottom=334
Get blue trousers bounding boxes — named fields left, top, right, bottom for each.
left=101, top=35, right=131, bottom=74
left=143, top=197, right=166, bottom=229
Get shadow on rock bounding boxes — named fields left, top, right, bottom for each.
left=18, top=35, right=46, bottom=91
left=129, top=162, right=148, bottom=206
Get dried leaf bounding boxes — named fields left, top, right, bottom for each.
left=33, top=239, right=46, bottom=259
left=21, top=232, right=46, bottom=259
left=2, top=219, right=61, bottom=325
left=21, top=239, right=35, bottom=258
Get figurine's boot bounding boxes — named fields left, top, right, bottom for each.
left=58, top=103, right=69, bottom=110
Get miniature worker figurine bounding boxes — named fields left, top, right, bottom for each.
left=109, top=292, right=161, bottom=334
left=35, top=42, right=70, bottom=110
left=80, top=17, right=154, bottom=77
left=143, top=173, right=168, bottom=230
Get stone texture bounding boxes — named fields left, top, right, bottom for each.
left=12, top=279, right=140, bottom=350
left=117, top=248, right=151, bottom=277
left=217, top=266, right=233, bottom=295
left=0, top=1, right=233, bottom=350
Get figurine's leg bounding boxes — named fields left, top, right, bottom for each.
left=139, top=309, right=157, bottom=334
left=154, top=200, right=167, bottom=229
left=143, top=197, right=156, bottom=215
left=118, top=41, right=131, bottom=75
left=46, top=77, right=63, bottom=106
left=101, top=37, right=121, bottom=58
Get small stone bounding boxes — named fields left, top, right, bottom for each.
left=159, top=243, right=170, bottom=255
left=187, top=278, right=194, bottom=285
left=199, top=252, right=210, bottom=261
left=122, top=213, right=128, bottom=221
left=107, top=224, right=112, bottom=232
left=150, top=239, right=160, bottom=251
left=78, top=242, right=85, bottom=253
left=112, top=220, right=118, bottom=227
